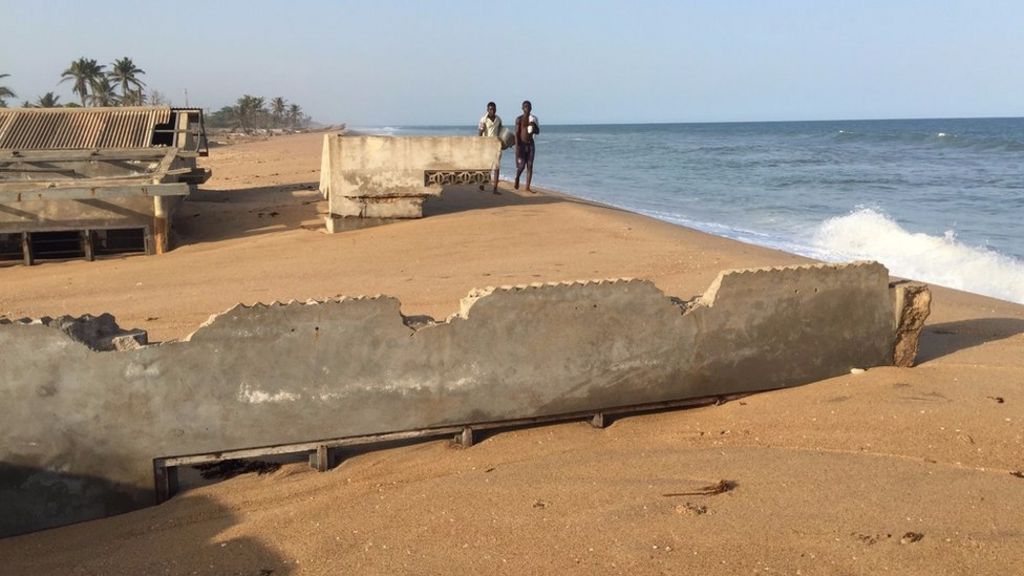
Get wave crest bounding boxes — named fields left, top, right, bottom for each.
left=813, top=208, right=1024, bottom=303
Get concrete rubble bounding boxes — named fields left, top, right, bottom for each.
left=1, top=313, right=148, bottom=351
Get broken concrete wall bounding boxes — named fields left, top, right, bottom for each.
left=0, top=262, right=929, bottom=537
left=319, top=134, right=501, bottom=230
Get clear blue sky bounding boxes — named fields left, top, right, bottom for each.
left=2, top=0, right=1022, bottom=125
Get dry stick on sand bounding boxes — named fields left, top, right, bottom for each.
left=662, top=479, right=736, bottom=497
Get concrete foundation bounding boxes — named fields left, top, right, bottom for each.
left=0, top=261, right=929, bottom=537
left=318, top=134, right=501, bottom=229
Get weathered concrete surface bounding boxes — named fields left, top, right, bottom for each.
left=17, top=313, right=149, bottom=351
left=0, top=196, right=180, bottom=234
left=892, top=281, right=933, bottom=367
left=0, top=261, right=929, bottom=537
left=318, top=134, right=501, bottom=227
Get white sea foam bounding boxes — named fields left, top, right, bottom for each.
left=350, top=126, right=400, bottom=135
left=812, top=208, right=1024, bottom=304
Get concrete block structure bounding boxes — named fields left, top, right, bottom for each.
left=319, top=134, right=501, bottom=231
left=0, top=261, right=930, bottom=537
left=0, top=107, right=210, bottom=263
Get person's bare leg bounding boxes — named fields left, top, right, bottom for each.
left=493, top=166, right=501, bottom=194
left=525, top=163, right=533, bottom=192
left=514, top=158, right=523, bottom=189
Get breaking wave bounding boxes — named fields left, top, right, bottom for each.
left=812, top=208, right=1024, bottom=303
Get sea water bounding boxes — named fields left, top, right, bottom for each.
left=355, top=119, right=1024, bottom=304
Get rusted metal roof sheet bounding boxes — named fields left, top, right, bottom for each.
left=0, top=107, right=172, bottom=150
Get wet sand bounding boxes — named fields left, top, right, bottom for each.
left=1, top=132, right=1022, bottom=575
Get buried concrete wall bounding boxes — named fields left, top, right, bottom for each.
left=0, top=261, right=929, bottom=537
left=318, top=134, right=501, bottom=228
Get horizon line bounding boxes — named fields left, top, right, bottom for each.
left=347, top=115, right=1024, bottom=129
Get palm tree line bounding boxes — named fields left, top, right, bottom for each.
left=60, top=57, right=148, bottom=107
left=206, top=95, right=310, bottom=132
left=2, top=65, right=312, bottom=131
left=0, top=57, right=150, bottom=108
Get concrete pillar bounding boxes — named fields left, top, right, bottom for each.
left=152, top=196, right=168, bottom=254
left=82, top=229, right=94, bottom=261
left=21, top=232, right=33, bottom=266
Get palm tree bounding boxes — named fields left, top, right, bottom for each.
left=235, top=95, right=266, bottom=132
left=34, top=92, right=61, bottom=108
left=287, top=103, right=304, bottom=129
left=270, top=97, right=287, bottom=127
left=0, top=73, right=15, bottom=107
left=120, top=89, right=144, bottom=106
left=88, top=77, right=119, bottom=107
left=108, top=57, right=146, bottom=105
left=60, top=58, right=105, bottom=106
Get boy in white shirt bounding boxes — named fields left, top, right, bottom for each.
left=477, top=101, right=502, bottom=194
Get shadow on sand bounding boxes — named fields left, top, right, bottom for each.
left=173, top=182, right=324, bottom=245
left=0, top=463, right=293, bottom=575
left=422, top=183, right=565, bottom=217
left=916, top=317, right=1024, bottom=364
left=174, top=181, right=570, bottom=246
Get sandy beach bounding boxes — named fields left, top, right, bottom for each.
left=1, top=132, right=1022, bottom=575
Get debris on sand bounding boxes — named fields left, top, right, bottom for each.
left=675, top=502, right=708, bottom=516
left=662, top=479, right=736, bottom=497
left=900, top=531, right=925, bottom=544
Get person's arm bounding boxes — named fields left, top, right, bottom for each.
left=530, top=115, right=540, bottom=135
left=478, top=116, right=486, bottom=136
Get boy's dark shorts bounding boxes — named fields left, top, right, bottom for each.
left=516, top=141, right=535, bottom=167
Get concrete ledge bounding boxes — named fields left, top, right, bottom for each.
left=0, top=261, right=929, bottom=537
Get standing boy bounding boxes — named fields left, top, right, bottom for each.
left=514, top=100, right=539, bottom=192
left=478, top=101, right=502, bottom=194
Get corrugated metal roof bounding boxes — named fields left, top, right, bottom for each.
left=0, top=107, right=172, bottom=150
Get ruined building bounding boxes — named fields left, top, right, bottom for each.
left=0, top=106, right=210, bottom=264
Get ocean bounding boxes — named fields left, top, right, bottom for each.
left=354, top=118, right=1024, bottom=304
